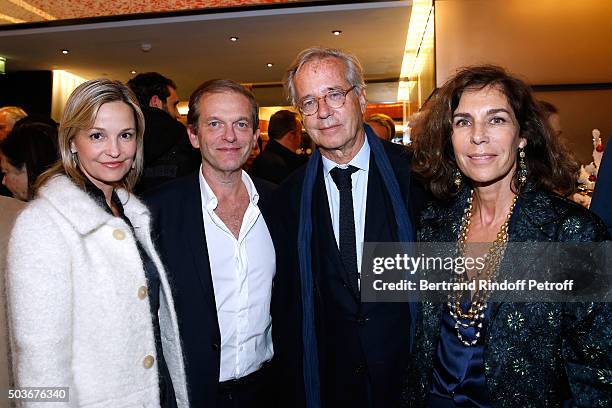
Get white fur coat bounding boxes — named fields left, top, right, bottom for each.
left=6, top=175, right=189, bottom=408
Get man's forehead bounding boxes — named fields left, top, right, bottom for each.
left=295, top=58, right=349, bottom=94
left=199, top=90, right=248, bottom=103
left=299, top=56, right=344, bottom=74
left=198, top=91, right=251, bottom=117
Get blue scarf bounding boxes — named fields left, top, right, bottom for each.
left=297, top=125, right=416, bottom=408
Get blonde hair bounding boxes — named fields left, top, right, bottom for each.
left=36, top=79, right=145, bottom=193
left=0, top=106, right=27, bottom=124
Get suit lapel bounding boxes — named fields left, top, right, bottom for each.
left=181, top=173, right=219, bottom=322
left=364, top=154, right=398, bottom=244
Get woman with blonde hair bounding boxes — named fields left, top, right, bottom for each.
left=7, top=79, right=189, bottom=407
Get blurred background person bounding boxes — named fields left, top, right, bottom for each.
left=407, top=90, right=439, bottom=146
left=407, top=65, right=610, bottom=407
left=0, top=106, right=28, bottom=197
left=250, top=109, right=307, bottom=184
left=591, top=146, right=612, bottom=235
left=6, top=79, right=189, bottom=407
left=127, top=72, right=199, bottom=194
left=0, top=106, right=27, bottom=141
left=539, top=100, right=563, bottom=137
left=244, top=136, right=261, bottom=171
left=13, top=114, right=58, bottom=130
left=0, top=122, right=59, bottom=201
left=366, top=112, right=395, bottom=141
left=0, top=195, right=25, bottom=406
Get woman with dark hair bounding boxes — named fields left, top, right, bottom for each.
left=405, top=65, right=611, bottom=407
left=0, top=122, right=59, bottom=201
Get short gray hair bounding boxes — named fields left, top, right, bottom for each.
left=284, top=47, right=366, bottom=106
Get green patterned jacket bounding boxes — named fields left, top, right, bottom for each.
left=403, top=186, right=612, bottom=407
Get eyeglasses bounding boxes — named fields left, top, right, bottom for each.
left=297, top=85, right=356, bottom=116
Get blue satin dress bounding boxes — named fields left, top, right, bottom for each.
left=429, top=297, right=492, bottom=408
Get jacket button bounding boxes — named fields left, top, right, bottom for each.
left=356, top=315, right=367, bottom=326
left=138, top=286, right=148, bottom=300
left=143, top=355, right=155, bottom=369
left=355, top=363, right=366, bottom=375
left=112, top=229, right=126, bottom=240
left=212, top=343, right=220, bottom=351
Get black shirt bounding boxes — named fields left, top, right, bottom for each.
left=250, top=139, right=308, bottom=184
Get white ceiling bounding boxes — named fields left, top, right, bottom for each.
left=0, top=1, right=413, bottom=106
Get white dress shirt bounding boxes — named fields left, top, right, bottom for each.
left=198, top=169, right=275, bottom=381
left=321, top=137, right=370, bottom=281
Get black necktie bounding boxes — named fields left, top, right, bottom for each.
left=330, top=165, right=360, bottom=293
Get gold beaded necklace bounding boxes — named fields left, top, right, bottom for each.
left=448, top=189, right=518, bottom=346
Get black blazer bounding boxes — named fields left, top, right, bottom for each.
left=269, top=140, right=430, bottom=408
left=591, top=147, right=612, bottom=236
left=145, top=172, right=276, bottom=408
left=249, top=139, right=308, bottom=184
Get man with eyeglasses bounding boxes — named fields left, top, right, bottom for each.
left=270, top=47, right=428, bottom=408
left=146, top=79, right=276, bottom=408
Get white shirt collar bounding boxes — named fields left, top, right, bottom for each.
left=198, top=166, right=260, bottom=212
left=321, top=134, right=370, bottom=175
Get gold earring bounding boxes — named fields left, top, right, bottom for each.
left=453, top=168, right=462, bottom=189
left=518, top=146, right=527, bottom=186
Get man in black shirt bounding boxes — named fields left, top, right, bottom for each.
left=127, top=72, right=199, bottom=193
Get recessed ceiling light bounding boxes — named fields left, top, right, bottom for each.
left=332, top=30, right=342, bottom=36
left=230, top=36, right=239, bottom=42
left=131, top=70, right=137, bottom=74
left=61, top=49, right=69, bottom=54
left=266, top=63, right=273, bottom=68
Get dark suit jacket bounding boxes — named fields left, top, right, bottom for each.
left=145, top=172, right=275, bottom=408
left=135, top=108, right=200, bottom=195
left=249, top=139, right=308, bottom=184
left=270, top=140, right=429, bottom=408
left=591, top=147, right=612, bottom=236
left=403, top=186, right=611, bottom=407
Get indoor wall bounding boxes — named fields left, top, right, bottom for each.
left=435, top=0, right=612, bottom=164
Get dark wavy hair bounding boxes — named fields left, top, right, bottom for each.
left=411, top=65, right=578, bottom=200
left=0, top=122, right=59, bottom=200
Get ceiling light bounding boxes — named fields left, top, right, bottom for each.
left=332, top=30, right=342, bottom=36
left=230, top=36, right=239, bottom=42
left=177, top=102, right=189, bottom=116
left=61, top=49, right=69, bottom=55
left=131, top=70, right=136, bottom=74
left=266, top=63, right=273, bottom=68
